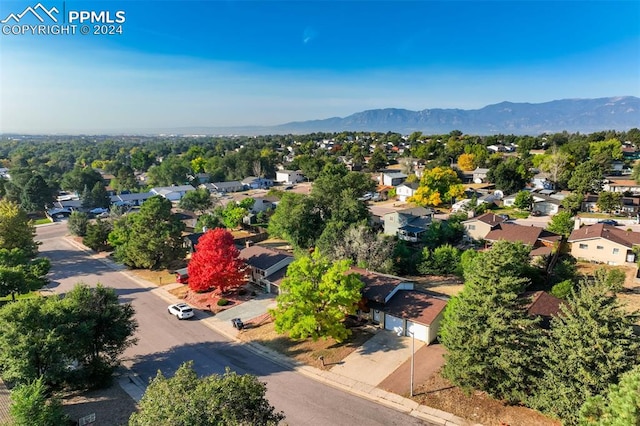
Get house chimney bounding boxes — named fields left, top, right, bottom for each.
left=245, top=240, right=253, bottom=248
left=573, top=218, right=581, bottom=230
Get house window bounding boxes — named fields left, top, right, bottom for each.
left=597, top=246, right=604, bottom=250
left=468, top=225, right=476, bottom=230
left=613, top=248, right=620, bottom=254
left=579, top=244, right=588, bottom=249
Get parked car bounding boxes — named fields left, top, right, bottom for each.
left=89, top=207, right=109, bottom=215
left=358, top=192, right=373, bottom=201
left=168, top=303, right=194, bottom=320
left=598, top=219, right=619, bottom=226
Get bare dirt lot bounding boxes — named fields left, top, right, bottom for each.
left=61, top=382, right=137, bottom=426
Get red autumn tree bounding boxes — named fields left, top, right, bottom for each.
left=187, top=228, right=246, bottom=293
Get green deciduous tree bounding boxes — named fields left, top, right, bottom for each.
left=487, top=157, right=530, bottom=195
left=532, top=271, right=640, bottom=424
left=271, top=250, right=364, bottom=342
left=440, top=241, right=541, bottom=403
left=596, top=191, right=622, bottom=214
left=418, top=244, right=461, bottom=275
left=178, top=188, right=213, bottom=214
left=0, top=284, right=137, bottom=388
left=568, top=160, right=604, bottom=194
left=129, top=362, right=284, bottom=426
left=267, top=193, right=322, bottom=250
left=61, top=284, right=138, bottom=387
left=109, top=196, right=186, bottom=269
left=546, top=211, right=575, bottom=238
left=513, top=190, right=534, bottom=210
left=579, top=365, right=640, bottom=426
left=0, top=199, right=38, bottom=258
left=146, top=155, right=190, bottom=186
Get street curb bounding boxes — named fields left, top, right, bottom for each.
left=62, top=235, right=474, bottom=426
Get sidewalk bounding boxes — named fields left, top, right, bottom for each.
left=67, top=237, right=474, bottom=426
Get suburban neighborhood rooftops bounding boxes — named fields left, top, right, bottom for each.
left=485, top=223, right=562, bottom=246
left=384, top=290, right=448, bottom=325
left=352, top=268, right=406, bottom=304
left=568, top=223, right=640, bottom=248
left=522, top=291, right=564, bottom=317
left=239, top=245, right=292, bottom=271
left=465, top=212, right=506, bottom=227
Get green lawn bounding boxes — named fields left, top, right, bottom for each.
left=488, top=207, right=530, bottom=219
left=34, top=218, right=53, bottom=225
left=0, top=291, right=42, bottom=302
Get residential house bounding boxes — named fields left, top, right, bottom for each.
left=502, top=191, right=563, bottom=216
left=52, top=199, right=83, bottom=211
left=383, top=207, right=434, bottom=242
left=531, top=171, right=555, bottom=190
left=193, top=173, right=211, bottom=184
left=484, top=223, right=562, bottom=257
left=395, top=182, right=419, bottom=202
left=355, top=268, right=447, bottom=344
left=242, top=176, right=274, bottom=190
left=205, top=181, right=244, bottom=193
left=275, top=170, right=305, bottom=184
left=462, top=212, right=506, bottom=240
left=239, top=245, right=294, bottom=294
left=581, top=193, right=640, bottom=216
left=602, top=178, right=640, bottom=194
left=250, top=196, right=278, bottom=213
left=150, top=185, right=195, bottom=202
left=472, top=167, right=490, bottom=183
left=380, top=172, right=408, bottom=187
left=521, top=291, right=565, bottom=329
left=568, top=223, right=640, bottom=265
left=110, top=191, right=154, bottom=207
left=622, top=144, right=640, bottom=161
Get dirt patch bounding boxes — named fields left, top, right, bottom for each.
left=61, top=382, right=137, bottom=426
left=575, top=262, right=640, bottom=321
left=413, top=372, right=560, bottom=426
left=238, top=319, right=375, bottom=370
left=409, top=275, right=464, bottom=297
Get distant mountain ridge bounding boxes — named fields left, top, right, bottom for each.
left=272, top=96, right=640, bottom=135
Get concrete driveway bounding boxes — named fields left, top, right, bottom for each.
left=329, top=330, right=424, bottom=386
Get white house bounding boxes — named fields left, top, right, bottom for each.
left=275, top=170, right=305, bottom=184
left=381, top=172, right=408, bottom=187
left=150, top=185, right=196, bottom=202
left=396, top=182, right=419, bottom=202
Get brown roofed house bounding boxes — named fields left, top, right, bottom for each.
left=568, top=223, right=640, bottom=265
left=462, top=212, right=506, bottom=241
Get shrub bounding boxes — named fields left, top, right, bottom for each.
left=217, top=298, right=229, bottom=306
left=551, top=279, right=573, bottom=299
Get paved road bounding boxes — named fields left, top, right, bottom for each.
left=36, top=223, right=428, bottom=426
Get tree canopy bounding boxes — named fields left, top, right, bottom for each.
left=187, top=228, right=246, bottom=293
left=271, top=250, right=364, bottom=342
left=109, top=196, right=186, bottom=269
left=409, top=167, right=464, bottom=207
left=440, top=241, right=541, bottom=403
left=129, top=362, right=284, bottom=426
left=532, top=271, right=640, bottom=423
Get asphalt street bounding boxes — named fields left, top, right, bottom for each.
left=36, top=223, right=429, bottom=426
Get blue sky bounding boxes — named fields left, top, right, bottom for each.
left=1, top=0, right=639, bottom=134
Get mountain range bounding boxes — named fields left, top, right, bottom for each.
left=168, top=96, right=639, bottom=136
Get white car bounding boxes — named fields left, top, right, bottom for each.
left=167, top=303, right=194, bottom=320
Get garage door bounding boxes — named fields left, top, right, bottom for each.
left=384, top=314, right=403, bottom=332
left=406, top=321, right=428, bottom=343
